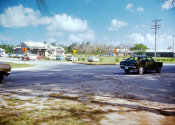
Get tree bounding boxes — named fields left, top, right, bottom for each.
left=51, top=42, right=56, bottom=46
left=130, top=43, right=149, bottom=55
left=0, top=44, right=14, bottom=53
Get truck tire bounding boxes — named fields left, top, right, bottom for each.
left=125, top=69, right=130, bottom=74
left=156, top=67, right=161, bottom=73
left=0, top=74, right=4, bottom=82
left=138, top=67, right=144, bottom=75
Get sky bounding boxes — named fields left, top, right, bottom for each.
left=0, top=0, right=175, bottom=50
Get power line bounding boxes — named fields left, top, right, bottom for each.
left=151, top=18, right=161, bottom=61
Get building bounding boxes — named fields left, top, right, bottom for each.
left=113, top=49, right=175, bottom=58
left=13, top=42, right=65, bottom=56
left=114, top=49, right=133, bottom=56
left=0, top=48, right=6, bottom=55
left=146, top=50, right=175, bottom=58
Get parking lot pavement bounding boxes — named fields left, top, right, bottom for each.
left=0, top=57, right=175, bottom=124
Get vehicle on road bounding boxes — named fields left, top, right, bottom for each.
left=120, top=55, right=163, bottom=74
left=66, top=56, right=78, bottom=61
left=88, top=56, right=99, bottom=62
left=0, top=62, right=11, bottom=82
left=56, top=56, right=64, bottom=60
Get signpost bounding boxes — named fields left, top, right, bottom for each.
left=114, top=48, right=117, bottom=64
left=73, top=49, right=77, bottom=54
left=22, top=47, right=28, bottom=61
left=73, top=49, right=77, bottom=62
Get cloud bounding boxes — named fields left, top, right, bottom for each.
left=108, top=19, right=128, bottom=31
left=46, top=31, right=63, bottom=37
left=46, top=14, right=88, bottom=32
left=127, top=33, right=145, bottom=43
left=126, top=3, right=134, bottom=11
left=0, top=4, right=88, bottom=32
left=162, top=0, right=175, bottom=10
left=47, top=38, right=57, bottom=43
left=137, top=6, right=144, bottom=12
left=0, top=4, right=41, bottom=27
left=68, top=30, right=95, bottom=42
left=126, top=3, right=145, bottom=12
left=125, top=33, right=173, bottom=50
left=134, top=24, right=145, bottom=29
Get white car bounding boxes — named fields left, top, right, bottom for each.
left=29, top=54, right=37, bottom=60
left=49, top=56, right=56, bottom=60
left=88, top=56, right=99, bottom=62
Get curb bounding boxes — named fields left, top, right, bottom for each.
left=72, top=62, right=119, bottom=65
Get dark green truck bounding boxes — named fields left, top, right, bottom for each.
left=120, top=55, right=163, bottom=74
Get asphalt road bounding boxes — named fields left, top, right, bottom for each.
left=0, top=58, right=175, bottom=105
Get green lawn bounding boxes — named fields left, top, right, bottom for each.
left=5, top=62, right=34, bottom=68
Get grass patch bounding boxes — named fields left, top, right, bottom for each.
left=0, top=94, right=108, bottom=124
left=49, top=93, right=79, bottom=100
left=5, top=62, right=34, bottom=68
left=5, top=98, right=26, bottom=106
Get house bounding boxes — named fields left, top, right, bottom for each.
left=113, top=49, right=133, bottom=56
left=0, top=48, right=6, bottom=56
left=13, top=42, right=65, bottom=56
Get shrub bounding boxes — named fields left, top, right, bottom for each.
left=100, top=58, right=103, bottom=62
left=82, top=58, right=85, bottom=61
left=116, top=58, right=119, bottom=62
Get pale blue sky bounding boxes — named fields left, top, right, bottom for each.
left=0, top=0, right=175, bottom=50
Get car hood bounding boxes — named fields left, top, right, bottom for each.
left=120, top=60, right=137, bottom=64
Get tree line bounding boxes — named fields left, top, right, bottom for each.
left=0, top=42, right=149, bottom=55
left=62, top=42, right=118, bottom=54
left=0, top=44, right=14, bottom=53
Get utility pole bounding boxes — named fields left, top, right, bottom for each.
left=173, top=35, right=174, bottom=58
left=151, top=18, right=161, bottom=61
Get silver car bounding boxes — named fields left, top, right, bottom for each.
left=66, top=56, right=78, bottom=61
left=88, top=56, right=99, bottom=62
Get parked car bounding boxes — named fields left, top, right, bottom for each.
left=21, top=54, right=37, bottom=61
left=56, top=56, right=64, bottom=60
left=0, top=62, right=11, bottom=82
left=21, top=56, right=30, bottom=61
left=37, top=56, right=43, bottom=60
left=66, top=56, right=78, bottom=61
left=9, top=54, right=16, bottom=58
left=17, top=54, right=23, bottom=58
left=88, top=56, right=99, bottom=62
left=120, top=55, right=163, bottom=75
left=48, top=56, right=56, bottom=60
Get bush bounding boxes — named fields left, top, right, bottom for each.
left=100, top=58, right=103, bottom=62
left=82, top=58, right=85, bottom=61
left=78, top=58, right=81, bottom=61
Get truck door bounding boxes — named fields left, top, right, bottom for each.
left=146, top=57, right=155, bottom=70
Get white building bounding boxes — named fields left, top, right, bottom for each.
left=146, top=50, right=175, bottom=58
left=0, top=48, right=6, bottom=56
left=13, top=42, right=65, bottom=56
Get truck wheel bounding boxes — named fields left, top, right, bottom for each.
left=0, top=74, right=4, bottom=82
left=156, top=67, right=161, bottom=73
left=125, top=69, right=130, bottom=74
left=138, top=67, right=144, bottom=75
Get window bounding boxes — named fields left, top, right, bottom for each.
left=147, top=57, right=154, bottom=62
